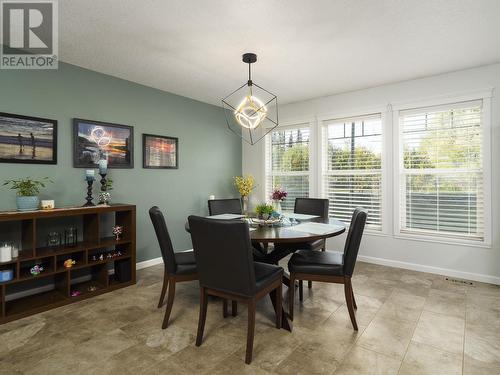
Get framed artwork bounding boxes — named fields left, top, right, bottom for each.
left=73, top=118, right=134, bottom=168
left=143, top=134, right=178, bottom=169
left=0, top=112, right=57, bottom=164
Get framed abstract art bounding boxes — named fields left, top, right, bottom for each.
left=142, top=134, right=178, bottom=169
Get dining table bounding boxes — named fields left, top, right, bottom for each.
left=185, top=215, right=346, bottom=332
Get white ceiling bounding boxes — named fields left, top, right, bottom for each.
left=60, top=0, right=500, bottom=106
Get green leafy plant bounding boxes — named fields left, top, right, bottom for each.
left=3, top=177, right=53, bottom=196
left=104, top=177, right=113, bottom=191
left=255, top=203, right=274, bottom=217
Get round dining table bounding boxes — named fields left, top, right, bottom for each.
left=249, top=217, right=346, bottom=243
left=185, top=216, right=346, bottom=331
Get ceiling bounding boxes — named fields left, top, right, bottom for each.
left=60, top=0, right=500, bottom=106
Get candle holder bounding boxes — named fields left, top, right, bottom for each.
left=98, top=172, right=108, bottom=204
left=83, top=179, right=95, bottom=207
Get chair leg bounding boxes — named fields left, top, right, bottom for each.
left=352, top=289, right=357, bottom=310
left=223, top=299, right=228, bottom=318
left=299, top=280, right=303, bottom=302
left=157, top=273, right=168, bottom=308
left=289, top=274, right=295, bottom=320
left=196, top=287, right=208, bottom=346
left=308, top=280, right=312, bottom=289
left=344, top=279, right=358, bottom=331
left=161, top=279, right=176, bottom=329
left=232, top=300, right=238, bottom=316
left=246, top=299, right=256, bottom=364
left=275, top=283, right=282, bottom=329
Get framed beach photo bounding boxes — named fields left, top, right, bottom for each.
left=143, top=134, right=178, bottom=169
left=73, top=118, right=134, bottom=168
left=0, top=112, right=57, bottom=164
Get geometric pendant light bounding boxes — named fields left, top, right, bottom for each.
left=222, top=53, right=279, bottom=145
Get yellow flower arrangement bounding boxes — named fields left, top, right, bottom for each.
left=233, top=175, right=255, bottom=197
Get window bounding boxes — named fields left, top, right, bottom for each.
left=265, top=125, right=310, bottom=211
left=321, top=114, right=383, bottom=231
left=398, top=100, right=485, bottom=242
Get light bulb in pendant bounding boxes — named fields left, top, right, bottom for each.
left=234, top=94, right=268, bottom=129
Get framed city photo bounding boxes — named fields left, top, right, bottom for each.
left=0, top=112, right=57, bottom=164
left=73, top=118, right=134, bottom=168
left=143, top=134, right=178, bottom=169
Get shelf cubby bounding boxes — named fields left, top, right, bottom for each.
left=19, top=256, right=55, bottom=281
left=56, top=251, right=86, bottom=272
left=0, top=204, right=135, bottom=324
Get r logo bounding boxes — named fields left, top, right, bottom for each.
left=2, top=1, right=54, bottom=55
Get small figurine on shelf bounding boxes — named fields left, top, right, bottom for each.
left=88, top=285, right=98, bottom=292
left=70, top=290, right=82, bottom=297
left=64, top=259, right=76, bottom=269
left=91, top=255, right=97, bottom=262
left=30, top=264, right=44, bottom=276
left=99, top=254, right=104, bottom=261
left=112, top=225, right=123, bottom=241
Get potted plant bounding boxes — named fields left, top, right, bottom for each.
left=3, top=177, right=53, bottom=211
left=271, top=187, right=287, bottom=213
left=255, top=203, right=274, bottom=220
left=98, top=177, right=113, bottom=205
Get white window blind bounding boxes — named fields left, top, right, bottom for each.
left=265, top=125, right=310, bottom=211
left=321, top=114, right=383, bottom=230
left=398, top=100, right=484, bottom=241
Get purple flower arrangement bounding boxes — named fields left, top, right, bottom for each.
left=271, top=188, right=287, bottom=201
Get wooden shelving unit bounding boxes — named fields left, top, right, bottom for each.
left=0, top=204, right=136, bottom=324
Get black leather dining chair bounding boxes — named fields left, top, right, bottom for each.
left=296, top=198, right=330, bottom=291
left=288, top=208, right=367, bottom=330
left=188, top=215, right=283, bottom=364
left=149, top=206, right=198, bottom=329
left=208, top=198, right=242, bottom=216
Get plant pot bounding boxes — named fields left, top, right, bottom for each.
left=272, top=200, right=282, bottom=214
left=16, top=196, right=39, bottom=211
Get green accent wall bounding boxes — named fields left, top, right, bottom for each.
left=0, top=63, right=242, bottom=262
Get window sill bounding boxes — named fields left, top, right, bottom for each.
left=393, top=233, right=491, bottom=249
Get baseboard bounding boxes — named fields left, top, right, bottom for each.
left=136, top=256, right=163, bottom=270
left=135, top=250, right=193, bottom=270
left=357, top=254, right=500, bottom=286
left=135, top=251, right=500, bottom=285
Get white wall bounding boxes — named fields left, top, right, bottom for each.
left=243, top=63, right=500, bottom=284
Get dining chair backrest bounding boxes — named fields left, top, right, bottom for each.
left=294, top=198, right=329, bottom=220
left=149, top=206, right=177, bottom=275
left=188, top=215, right=256, bottom=297
left=208, top=198, right=242, bottom=216
left=343, top=208, right=368, bottom=277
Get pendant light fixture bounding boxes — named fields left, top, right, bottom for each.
left=222, top=53, right=278, bottom=145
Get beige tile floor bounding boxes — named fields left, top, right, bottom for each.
left=1, top=260, right=499, bottom=375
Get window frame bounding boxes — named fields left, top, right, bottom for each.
left=263, top=119, right=315, bottom=210
left=392, top=91, right=492, bottom=247
left=317, top=109, right=389, bottom=234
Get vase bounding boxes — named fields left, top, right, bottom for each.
left=272, top=200, right=282, bottom=214
left=241, top=196, right=249, bottom=215
left=16, top=196, right=39, bottom=211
